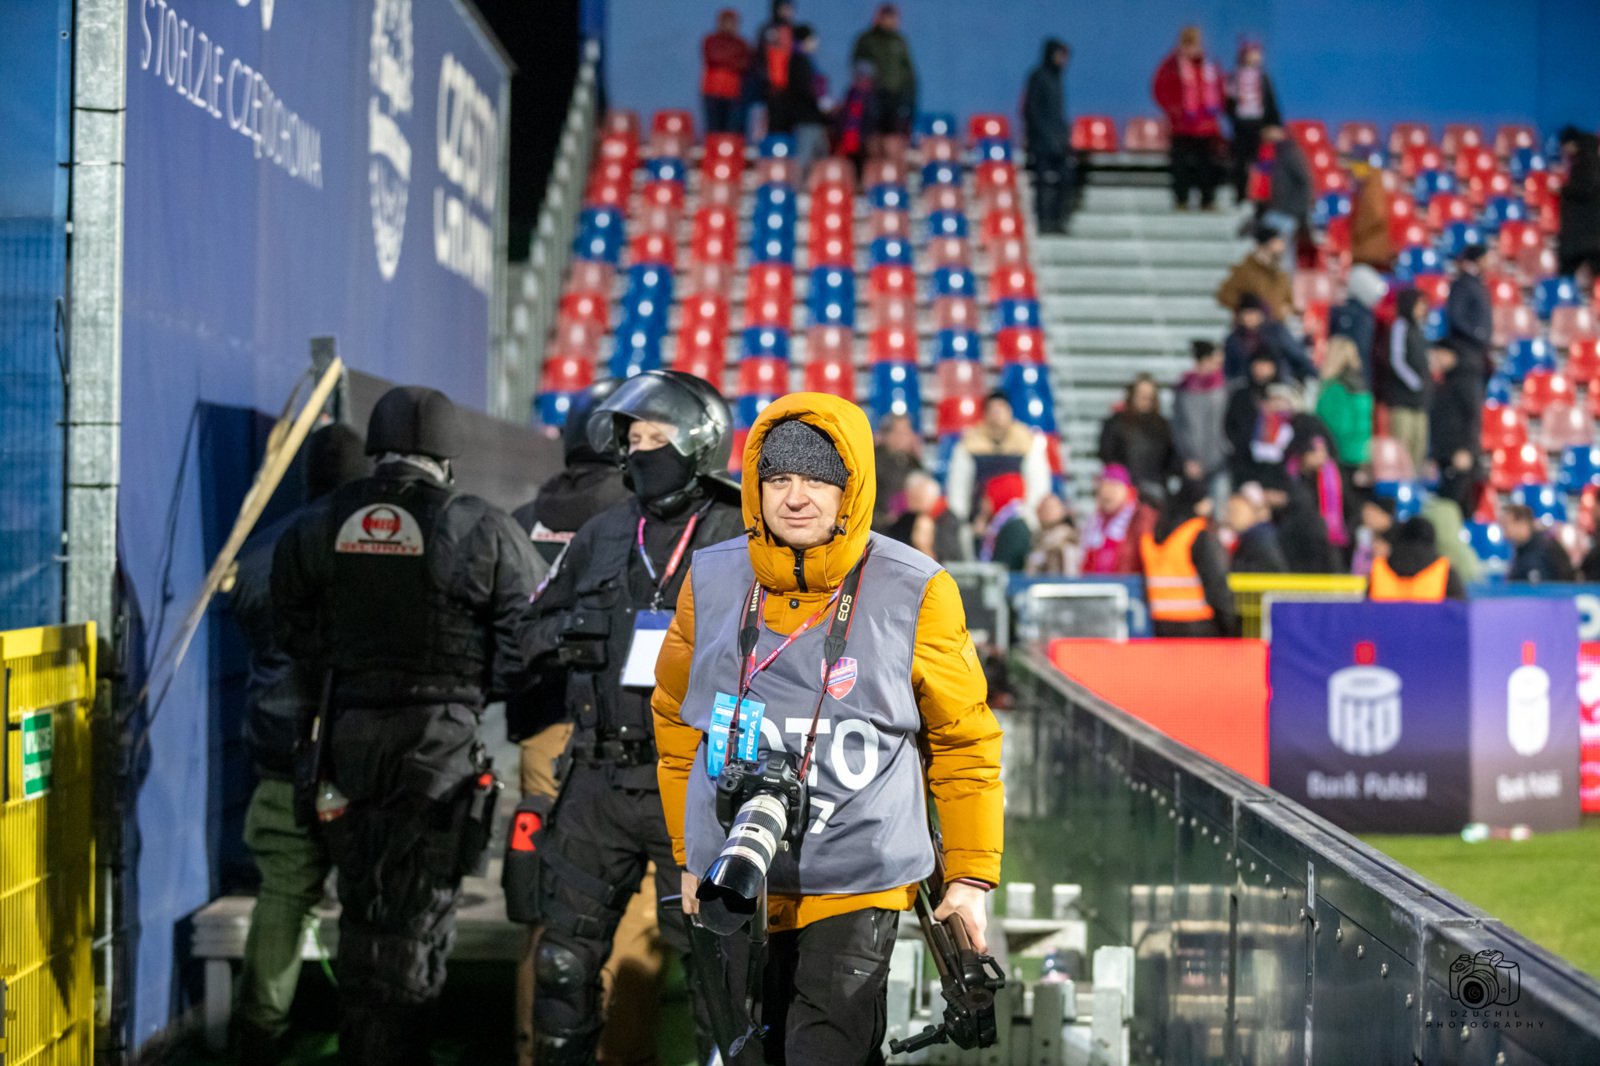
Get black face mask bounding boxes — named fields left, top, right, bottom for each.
left=626, top=445, right=696, bottom=508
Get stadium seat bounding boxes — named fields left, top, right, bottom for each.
left=1481, top=404, right=1529, bottom=452
left=1567, top=337, right=1600, bottom=385
left=921, top=161, right=964, bottom=188
left=703, top=130, right=743, bottom=164
left=868, top=236, right=914, bottom=267
left=1557, top=445, right=1600, bottom=495
left=1441, top=123, right=1484, bottom=157
left=1485, top=373, right=1516, bottom=407
left=1453, top=145, right=1498, bottom=183
left=603, top=109, right=640, bottom=142
left=868, top=183, right=910, bottom=211
left=1414, top=168, right=1457, bottom=205
left=932, top=296, right=980, bottom=331
left=574, top=207, right=626, bottom=263
left=1394, top=245, right=1444, bottom=282
left=926, top=210, right=970, bottom=239
left=1313, top=192, right=1352, bottom=228
left=996, top=326, right=1047, bottom=364
left=867, top=263, right=916, bottom=300
left=995, top=298, right=1043, bottom=330
left=548, top=315, right=605, bottom=361
left=1336, top=121, right=1380, bottom=154
left=622, top=261, right=673, bottom=308
left=1519, top=369, right=1574, bottom=416
left=734, top=393, right=780, bottom=430
left=937, top=395, right=984, bottom=436
left=933, top=328, right=982, bottom=362
left=628, top=229, right=677, bottom=269
left=1524, top=171, right=1560, bottom=217
left=537, top=351, right=596, bottom=395
left=928, top=236, right=972, bottom=269
left=1533, top=277, right=1581, bottom=320
left=1002, top=368, right=1058, bottom=433
left=1437, top=220, right=1486, bottom=260
left=1368, top=436, right=1416, bottom=482
left=1423, top=307, right=1448, bottom=343
left=609, top=325, right=664, bottom=379
left=684, top=260, right=735, bottom=299
left=1495, top=124, right=1538, bottom=158
left=1389, top=122, right=1432, bottom=156
left=1538, top=404, right=1594, bottom=452
left=672, top=326, right=727, bottom=382
left=807, top=266, right=855, bottom=328
left=868, top=209, right=911, bottom=240
left=806, top=157, right=854, bottom=191
left=1480, top=195, right=1529, bottom=232
left=1492, top=303, right=1538, bottom=348
left=975, top=139, right=1014, bottom=164
left=867, top=325, right=919, bottom=364
left=1124, top=117, right=1169, bottom=152
left=1502, top=337, right=1557, bottom=383
left=1373, top=480, right=1425, bottom=521
left=916, top=113, right=957, bottom=141
left=802, top=355, right=857, bottom=400
left=558, top=289, right=610, bottom=329
left=1465, top=170, right=1514, bottom=209
left=754, top=156, right=800, bottom=188
left=1413, top=274, right=1451, bottom=309
left=1072, top=116, right=1118, bottom=152
left=596, top=134, right=638, bottom=172
left=1510, top=484, right=1567, bottom=526
left=932, top=266, right=977, bottom=299
left=968, top=113, right=1011, bottom=145
left=973, top=161, right=1016, bottom=199
left=759, top=133, right=794, bottom=159
left=1288, top=119, right=1329, bottom=151
left=1401, top=144, right=1445, bottom=181
left=1489, top=442, right=1549, bottom=491
left=691, top=210, right=738, bottom=265
left=937, top=357, right=988, bottom=398
left=736, top=356, right=790, bottom=396
left=989, top=235, right=1031, bottom=267
left=869, top=362, right=922, bottom=424
left=1464, top=520, right=1513, bottom=569
left=989, top=265, right=1038, bottom=302
left=1425, top=192, right=1471, bottom=230
left=1313, top=167, right=1351, bottom=197
left=1550, top=305, right=1597, bottom=349
left=808, top=231, right=855, bottom=269
left=1508, top=147, right=1546, bottom=182
left=981, top=210, right=1027, bottom=247
left=744, top=264, right=794, bottom=329
left=870, top=294, right=916, bottom=330
left=740, top=325, right=791, bottom=362
left=805, top=324, right=853, bottom=364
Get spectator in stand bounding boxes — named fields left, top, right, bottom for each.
left=1152, top=25, right=1226, bottom=211
left=1349, top=160, right=1393, bottom=271
left=1141, top=478, right=1239, bottom=636
left=1023, top=38, right=1073, bottom=235
left=1278, top=432, right=1342, bottom=573
left=1097, top=373, right=1177, bottom=499
left=1226, top=482, right=1289, bottom=573
left=754, top=1, right=795, bottom=130
left=1557, top=126, right=1600, bottom=283
left=1350, top=496, right=1395, bottom=577
left=1502, top=503, right=1577, bottom=583
left=1421, top=492, right=1482, bottom=586
left=1226, top=354, right=1295, bottom=491
left=1329, top=264, right=1388, bottom=387
left=835, top=62, right=879, bottom=180
left=1428, top=344, right=1483, bottom=514
left=1315, top=335, right=1373, bottom=474
left=872, top=411, right=923, bottom=530
left=1384, top=288, right=1435, bottom=472
left=886, top=469, right=965, bottom=564
left=1260, top=124, right=1312, bottom=274
left=1081, top=463, right=1159, bottom=575
left=945, top=390, right=1054, bottom=525
left=701, top=9, right=752, bottom=136
left=1027, top=494, right=1080, bottom=576
left=975, top=471, right=1034, bottom=571
left=1173, top=340, right=1229, bottom=505
left=772, top=24, right=828, bottom=162
left=852, top=3, right=916, bottom=138
left=1443, top=243, right=1494, bottom=380
left=1217, top=225, right=1297, bottom=321
left=1225, top=39, right=1279, bottom=205
left=1369, top=516, right=1466, bottom=600
left=1222, top=293, right=1315, bottom=385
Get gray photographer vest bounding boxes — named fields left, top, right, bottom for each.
left=680, top=532, right=937, bottom=894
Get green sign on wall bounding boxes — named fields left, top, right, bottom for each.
left=21, top=710, right=53, bottom=798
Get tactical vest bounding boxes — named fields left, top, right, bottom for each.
left=326, top=476, right=488, bottom=702
left=1369, top=556, right=1449, bottom=602
left=680, top=532, right=937, bottom=895
left=561, top=505, right=656, bottom=744
left=1141, top=517, right=1214, bottom=623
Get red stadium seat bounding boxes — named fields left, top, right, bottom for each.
left=869, top=210, right=910, bottom=240
left=996, top=327, right=1047, bottom=364
left=1288, top=120, right=1329, bottom=151
left=805, top=325, right=854, bottom=363
left=1336, top=121, right=1380, bottom=154
left=1519, top=370, right=1574, bottom=416
left=1413, top=274, right=1451, bottom=308
left=1481, top=404, right=1529, bottom=453
left=1454, top=146, right=1499, bottom=183
left=808, top=209, right=853, bottom=248
left=1071, top=116, right=1118, bottom=152
left=636, top=206, right=679, bottom=241
left=1426, top=193, right=1471, bottom=230
left=1314, top=168, right=1351, bottom=196
left=685, top=260, right=734, bottom=298
left=737, top=356, right=790, bottom=394
left=802, top=355, right=857, bottom=399
left=981, top=209, right=1027, bottom=247
left=649, top=131, right=692, bottom=161
left=703, top=132, right=744, bottom=168
left=700, top=179, right=742, bottom=210
left=756, top=156, right=799, bottom=187
left=1497, top=222, right=1543, bottom=279
left=990, top=265, right=1038, bottom=302
left=672, top=341, right=725, bottom=387
left=807, top=157, right=854, bottom=191
left=1465, top=170, right=1513, bottom=209
left=628, top=229, right=677, bottom=269
left=641, top=179, right=685, bottom=212
left=1568, top=337, right=1600, bottom=385
left=584, top=177, right=629, bottom=209
left=1539, top=404, right=1595, bottom=452
left=870, top=294, right=917, bottom=329
left=1490, top=442, right=1549, bottom=491
left=1524, top=171, right=1561, bottom=216
left=1494, top=124, right=1538, bottom=158
left=702, top=156, right=741, bottom=185
left=937, top=358, right=987, bottom=398
left=928, top=236, right=972, bottom=269
left=1492, top=303, right=1538, bottom=348
left=986, top=187, right=1022, bottom=215
left=812, top=181, right=853, bottom=214
left=597, top=135, right=638, bottom=172
left=745, top=264, right=794, bottom=328
left=1550, top=305, right=1597, bottom=349
left=923, top=185, right=965, bottom=214
left=559, top=289, right=610, bottom=328
left=549, top=317, right=604, bottom=360
left=651, top=109, right=693, bottom=140
left=538, top=352, right=596, bottom=394
left=1389, top=122, right=1432, bottom=156
left=1386, top=196, right=1420, bottom=250
left=1485, top=273, right=1522, bottom=308
left=937, top=395, right=984, bottom=435
left=1302, top=301, right=1331, bottom=343
left=1441, top=123, right=1484, bottom=157
left=691, top=208, right=738, bottom=264
left=808, top=231, right=855, bottom=269
left=990, top=236, right=1030, bottom=267
left=1400, top=144, right=1444, bottom=179
left=968, top=113, right=1011, bottom=145
left=867, top=325, right=918, bottom=363
left=974, top=161, right=1016, bottom=198
left=864, top=159, right=906, bottom=187
left=867, top=264, right=916, bottom=299
left=932, top=296, right=980, bottom=331
left=603, top=110, right=640, bottom=144
left=681, top=292, right=730, bottom=334
left=1323, top=216, right=1352, bottom=256
left=1124, top=117, right=1169, bottom=152
left=567, top=258, right=615, bottom=295
left=1295, top=271, right=1335, bottom=310
left=1368, top=436, right=1416, bottom=482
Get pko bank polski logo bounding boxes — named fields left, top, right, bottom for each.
left=1507, top=642, right=1551, bottom=757
left=368, top=0, right=414, bottom=281
left=1328, top=641, right=1403, bottom=757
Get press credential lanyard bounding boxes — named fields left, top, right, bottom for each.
left=636, top=501, right=710, bottom=609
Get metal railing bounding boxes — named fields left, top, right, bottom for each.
left=500, top=38, right=601, bottom=423
left=1005, top=646, right=1600, bottom=1065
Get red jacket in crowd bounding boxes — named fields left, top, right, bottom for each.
left=702, top=29, right=752, bottom=100
left=1152, top=50, right=1224, bottom=139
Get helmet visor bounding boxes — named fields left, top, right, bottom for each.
left=587, top=373, right=721, bottom=462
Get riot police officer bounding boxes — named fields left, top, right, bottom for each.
left=272, top=386, right=539, bottom=1065
left=516, top=370, right=744, bottom=1063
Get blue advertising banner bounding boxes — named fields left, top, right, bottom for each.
left=1270, top=601, right=1580, bottom=835
left=1471, top=582, right=1600, bottom=642
left=119, top=0, right=507, bottom=1046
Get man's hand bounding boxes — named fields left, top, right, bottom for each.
left=932, top=881, right=990, bottom=954
left=681, top=871, right=700, bottom=916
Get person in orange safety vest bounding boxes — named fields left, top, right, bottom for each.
left=1140, top=478, right=1239, bottom=636
left=1369, top=516, right=1465, bottom=601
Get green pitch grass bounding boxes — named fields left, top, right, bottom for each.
left=1362, top=817, right=1600, bottom=979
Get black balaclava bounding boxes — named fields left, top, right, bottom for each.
left=626, top=443, right=698, bottom=515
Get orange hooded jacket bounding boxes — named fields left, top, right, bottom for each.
left=651, top=393, right=1004, bottom=931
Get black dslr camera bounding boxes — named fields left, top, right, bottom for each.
left=697, top=752, right=809, bottom=933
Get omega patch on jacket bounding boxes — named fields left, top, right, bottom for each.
left=335, top=503, right=426, bottom=555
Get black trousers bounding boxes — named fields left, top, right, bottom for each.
left=703, top=95, right=744, bottom=136
left=1029, top=151, right=1074, bottom=233
left=1170, top=134, right=1222, bottom=208
left=323, top=703, right=486, bottom=1066
left=760, top=907, right=899, bottom=1065
left=1232, top=119, right=1264, bottom=201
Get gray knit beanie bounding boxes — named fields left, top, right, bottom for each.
left=757, top=419, right=849, bottom=488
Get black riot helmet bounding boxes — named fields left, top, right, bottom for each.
left=562, top=378, right=623, bottom=464
left=587, top=370, right=733, bottom=476
left=365, top=386, right=463, bottom=460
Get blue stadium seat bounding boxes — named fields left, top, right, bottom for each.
left=1501, top=337, right=1557, bottom=384
left=623, top=263, right=673, bottom=305
left=1533, top=276, right=1581, bottom=320
left=759, top=133, right=795, bottom=159
left=535, top=391, right=579, bottom=428
left=869, top=362, right=923, bottom=424
left=868, top=184, right=910, bottom=210
left=930, top=433, right=959, bottom=482
left=933, top=328, right=981, bottom=362
left=1557, top=445, right=1600, bottom=495
left=1437, top=221, right=1486, bottom=260
left=1358, top=147, right=1388, bottom=171
left=1424, top=308, right=1447, bottom=343
left=1373, top=480, right=1424, bottom=521
left=926, top=211, right=970, bottom=239
left=645, top=157, right=686, bottom=185
left=608, top=326, right=664, bottom=378
left=574, top=206, right=625, bottom=263
left=868, top=235, right=914, bottom=267
left=1463, top=521, right=1513, bottom=570
left=1480, top=196, right=1528, bottom=232
left=807, top=266, right=856, bottom=328
left=753, top=183, right=798, bottom=221
left=1413, top=168, right=1458, bottom=205
left=1508, top=147, right=1545, bottom=181
left=975, top=138, right=1013, bottom=163
left=1393, top=245, right=1444, bottom=282
left=920, top=161, right=964, bottom=187
left=1313, top=192, right=1352, bottom=228
left=1485, top=374, right=1516, bottom=407
left=932, top=266, right=976, bottom=299
left=750, top=222, right=795, bottom=264
left=995, top=298, right=1043, bottom=330
left=1000, top=363, right=1058, bottom=433
left=740, top=326, right=792, bottom=362
left=734, top=393, right=778, bottom=430
left=1510, top=483, right=1568, bottom=526
left=915, top=113, right=956, bottom=141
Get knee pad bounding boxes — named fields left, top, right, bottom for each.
left=533, top=932, right=603, bottom=1034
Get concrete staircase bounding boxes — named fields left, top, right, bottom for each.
left=1037, top=174, right=1247, bottom=499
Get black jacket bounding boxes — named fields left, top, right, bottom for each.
left=1223, top=320, right=1315, bottom=384
left=769, top=49, right=825, bottom=132
left=1267, top=136, right=1313, bottom=224
left=513, top=460, right=630, bottom=572
left=1277, top=477, right=1341, bottom=574
left=1509, top=532, right=1576, bottom=584
left=518, top=479, right=745, bottom=786
left=1382, top=316, right=1434, bottom=410
left=1429, top=366, right=1484, bottom=465
left=1097, top=410, right=1178, bottom=498
left=273, top=463, right=539, bottom=708
left=231, top=511, right=315, bottom=777
left=1445, top=270, right=1493, bottom=376
left=1329, top=299, right=1377, bottom=384
left=1023, top=44, right=1069, bottom=165
left=1231, top=522, right=1289, bottom=573
left=1559, top=133, right=1600, bottom=262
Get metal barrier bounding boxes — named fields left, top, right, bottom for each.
left=1006, top=646, right=1600, bottom=1065
left=0, top=624, right=96, bottom=1066
left=1226, top=573, right=1367, bottom=639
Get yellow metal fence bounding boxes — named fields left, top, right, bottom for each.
left=1, top=624, right=96, bottom=1066
left=1227, top=574, right=1369, bottom=639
